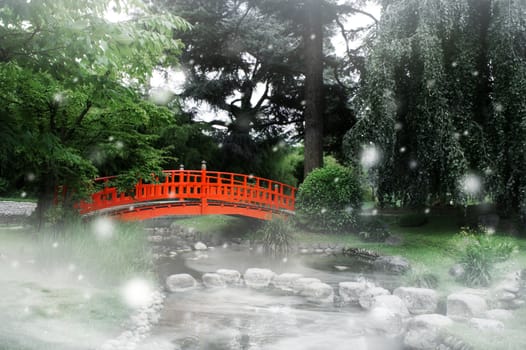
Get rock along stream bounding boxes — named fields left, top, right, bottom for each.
left=139, top=227, right=407, bottom=350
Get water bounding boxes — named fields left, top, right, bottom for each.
left=147, top=247, right=404, bottom=350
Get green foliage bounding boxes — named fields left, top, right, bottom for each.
left=458, top=230, right=517, bottom=287
left=344, top=0, right=526, bottom=216
left=357, top=217, right=391, bottom=242
left=404, top=265, right=440, bottom=289
left=258, top=217, right=294, bottom=257
left=398, top=213, right=429, bottom=227
left=34, top=221, right=153, bottom=285
left=0, top=0, right=190, bottom=223
left=296, top=163, right=363, bottom=232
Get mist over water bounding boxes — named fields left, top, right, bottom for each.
left=150, top=247, right=404, bottom=350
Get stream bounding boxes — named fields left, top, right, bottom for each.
left=141, top=244, right=405, bottom=350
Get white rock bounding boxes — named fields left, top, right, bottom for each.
left=339, top=281, right=373, bottom=304
left=495, top=291, right=517, bottom=301
left=216, top=269, right=241, bottom=285
left=393, top=287, right=438, bottom=315
left=484, top=309, right=513, bottom=321
left=404, top=314, right=454, bottom=350
left=166, top=274, right=197, bottom=292
left=272, top=273, right=303, bottom=292
left=367, top=307, right=404, bottom=336
left=292, top=277, right=322, bottom=294
left=244, top=268, right=275, bottom=289
left=202, top=273, right=226, bottom=288
left=494, top=280, right=520, bottom=294
left=358, top=287, right=390, bottom=309
left=194, top=241, right=208, bottom=250
left=409, top=313, right=454, bottom=329
left=299, top=282, right=334, bottom=303
left=447, top=293, right=488, bottom=320
left=469, top=318, right=504, bottom=331
left=371, top=294, right=410, bottom=317
left=334, top=265, right=349, bottom=271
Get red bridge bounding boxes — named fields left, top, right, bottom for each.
left=77, top=167, right=296, bottom=221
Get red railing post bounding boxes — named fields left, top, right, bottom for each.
left=201, top=160, right=208, bottom=214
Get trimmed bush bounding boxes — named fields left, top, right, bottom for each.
left=398, top=213, right=429, bottom=227
left=296, top=163, right=362, bottom=232
left=357, top=217, right=391, bottom=242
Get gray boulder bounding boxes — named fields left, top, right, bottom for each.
left=292, top=277, right=322, bottom=294
left=272, top=273, right=303, bottom=292
left=339, top=281, right=373, bottom=304
left=358, top=287, right=390, bottom=310
left=367, top=307, right=404, bottom=336
left=371, top=294, right=410, bottom=317
left=469, top=318, right=504, bottom=331
left=404, top=314, right=454, bottom=350
left=299, top=282, right=334, bottom=303
left=393, top=287, right=438, bottom=315
left=449, top=264, right=465, bottom=279
left=447, top=293, right=488, bottom=320
left=243, top=268, right=275, bottom=289
left=202, top=273, right=226, bottom=288
left=216, top=269, right=241, bottom=285
left=194, top=241, right=208, bottom=250
left=484, top=309, right=513, bottom=321
left=373, top=255, right=411, bottom=274
left=166, top=274, right=198, bottom=292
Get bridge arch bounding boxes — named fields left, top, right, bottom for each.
left=77, top=168, right=296, bottom=221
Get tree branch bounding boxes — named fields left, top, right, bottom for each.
left=254, top=80, right=270, bottom=110
left=63, top=100, right=92, bottom=141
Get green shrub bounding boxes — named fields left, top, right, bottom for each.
left=398, top=213, right=429, bottom=227
left=296, top=163, right=362, bottom=232
left=259, top=217, right=294, bottom=257
left=357, top=217, right=391, bottom=242
left=459, top=234, right=517, bottom=287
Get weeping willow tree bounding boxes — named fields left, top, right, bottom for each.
left=345, top=0, right=526, bottom=220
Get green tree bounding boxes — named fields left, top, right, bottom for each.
left=0, top=0, right=189, bottom=226
left=345, top=0, right=526, bottom=219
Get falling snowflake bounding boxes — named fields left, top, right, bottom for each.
left=115, top=141, right=124, bottom=149
left=460, top=174, right=481, bottom=195
left=121, top=278, right=154, bottom=308
left=92, top=216, right=115, bottom=240
left=360, top=145, right=380, bottom=169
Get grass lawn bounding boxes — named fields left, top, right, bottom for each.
left=0, top=221, right=155, bottom=350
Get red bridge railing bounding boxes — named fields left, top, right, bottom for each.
left=77, top=167, right=296, bottom=220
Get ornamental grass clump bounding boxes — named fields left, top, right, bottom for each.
left=458, top=230, right=517, bottom=287
left=259, top=217, right=294, bottom=257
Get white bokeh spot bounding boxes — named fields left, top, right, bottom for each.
left=92, top=216, right=115, bottom=240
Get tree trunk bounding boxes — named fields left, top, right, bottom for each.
left=36, top=173, right=55, bottom=231
left=303, top=0, right=324, bottom=177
